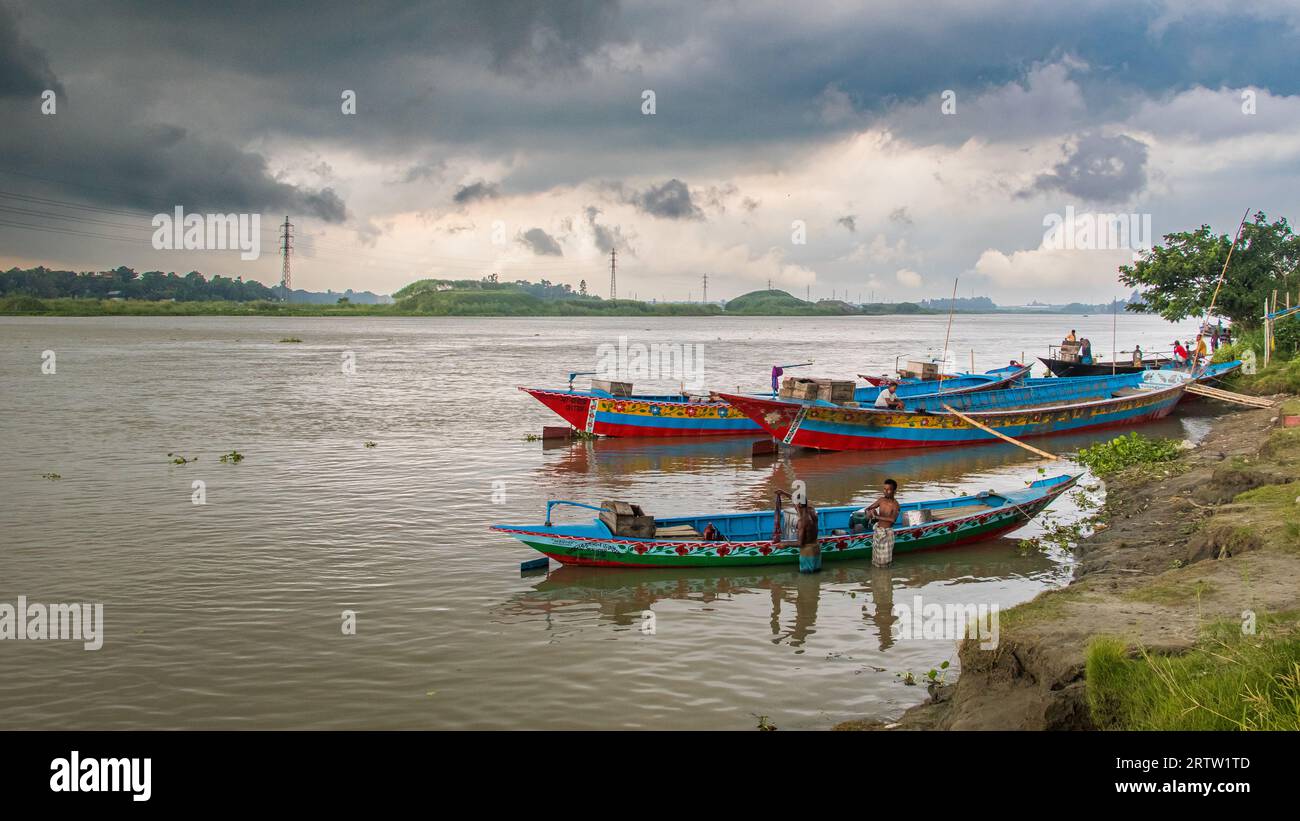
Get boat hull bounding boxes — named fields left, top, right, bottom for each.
left=718, top=374, right=1187, bottom=452
left=493, top=477, right=1077, bottom=567
left=522, top=388, right=762, bottom=437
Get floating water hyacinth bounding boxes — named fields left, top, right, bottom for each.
left=219, top=450, right=244, bottom=464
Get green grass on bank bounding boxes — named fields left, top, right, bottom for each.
left=1086, top=615, right=1300, bottom=730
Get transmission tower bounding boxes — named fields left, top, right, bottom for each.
left=279, top=216, right=294, bottom=298
left=702, top=273, right=708, bottom=304
left=609, top=247, right=617, bottom=300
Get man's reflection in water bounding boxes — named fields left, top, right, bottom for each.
left=768, top=573, right=822, bottom=647
left=868, top=565, right=897, bottom=651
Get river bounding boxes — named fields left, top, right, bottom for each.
left=0, top=313, right=1217, bottom=729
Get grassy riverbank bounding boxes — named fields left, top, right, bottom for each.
left=842, top=383, right=1300, bottom=731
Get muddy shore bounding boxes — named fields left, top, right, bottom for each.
left=837, top=398, right=1300, bottom=731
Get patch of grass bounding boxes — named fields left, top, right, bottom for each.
left=1075, top=433, right=1183, bottom=478
left=999, top=583, right=1093, bottom=630
left=1124, top=577, right=1216, bottom=605
left=1086, top=616, right=1300, bottom=730
left=1234, top=358, right=1300, bottom=395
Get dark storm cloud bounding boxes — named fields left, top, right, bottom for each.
left=1022, top=132, right=1149, bottom=203
left=584, top=205, right=627, bottom=253
left=452, top=181, right=501, bottom=204
left=0, top=3, right=61, bottom=97
left=625, top=179, right=702, bottom=221
left=1, top=0, right=1296, bottom=242
left=836, top=215, right=856, bottom=233
left=519, top=227, right=563, bottom=256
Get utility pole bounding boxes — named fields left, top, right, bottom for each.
left=702, top=273, right=708, bottom=304
left=609, top=247, right=617, bottom=300
left=279, top=216, right=293, bottom=299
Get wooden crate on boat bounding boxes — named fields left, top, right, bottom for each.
left=591, top=379, right=633, bottom=396
left=1058, top=341, right=1082, bottom=363
left=600, top=500, right=656, bottom=537
left=816, top=380, right=855, bottom=402
left=900, top=360, right=939, bottom=380
left=781, top=377, right=820, bottom=400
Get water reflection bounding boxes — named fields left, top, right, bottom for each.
left=501, top=540, right=1057, bottom=652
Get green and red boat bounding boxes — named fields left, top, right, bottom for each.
left=490, top=473, right=1078, bottom=568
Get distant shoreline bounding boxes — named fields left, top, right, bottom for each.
left=0, top=298, right=1127, bottom=319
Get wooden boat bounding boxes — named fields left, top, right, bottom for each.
left=718, top=370, right=1191, bottom=452
left=490, top=474, right=1079, bottom=567
left=521, top=365, right=1028, bottom=438
left=1038, top=354, right=1179, bottom=377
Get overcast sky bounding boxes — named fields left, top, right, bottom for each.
left=2, top=0, right=1298, bottom=302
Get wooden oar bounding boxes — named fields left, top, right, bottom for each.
left=941, top=404, right=1059, bottom=460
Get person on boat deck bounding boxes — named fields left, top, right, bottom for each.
left=771, top=364, right=783, bottom=393
left=1131, top=345, right=1143, bottom=367
left=1211, top=327, right=1220, bottom=352
left=874, top=381, right=904, bottom=410
left=861, top=479, right=900, bottom=567
left=1079, top=338, right=1093, bottom=365
left=1173, top=339, right=1189, bottom=366
left=1195, top=333, right=1208, bottom=365
left=1066, top=329, right=1078, bottom=343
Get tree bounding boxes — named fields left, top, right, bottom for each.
left=579, top=279, right=587, bottom=296
left=1119, top=212, right=1300, bottom=330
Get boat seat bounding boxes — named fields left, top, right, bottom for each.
left=929, top=504, right=990, bottom=521
left=655, top=524, right=704, bottom=539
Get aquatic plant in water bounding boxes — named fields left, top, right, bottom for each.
left=219, top=450, right=244, bottom=464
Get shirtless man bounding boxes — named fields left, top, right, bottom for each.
left=861, top=479, right=900, bottom=567
left=772, top=485, right=821, bottom=573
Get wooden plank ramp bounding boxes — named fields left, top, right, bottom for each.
left=1185, top=384, right=1276, bottom=408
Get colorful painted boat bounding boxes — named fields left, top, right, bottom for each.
left=521, top=365, right=1029, bottom=438
left=490, top=474, right=1079, bottom=567
left=718, top=370, right=1190, bottom=452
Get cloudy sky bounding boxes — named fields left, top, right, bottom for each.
left=1, top=0, right=1298, bottom=303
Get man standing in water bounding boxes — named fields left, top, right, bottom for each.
left=861, top=479, right=900, bottom=567
left=772, top=483, right=821, bottom=573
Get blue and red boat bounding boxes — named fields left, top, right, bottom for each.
left=521, top=365, right=1030, bottom=438
left=719, top=370, right=1191, bottom=451
left=491, top=474, right=1079, bottom=567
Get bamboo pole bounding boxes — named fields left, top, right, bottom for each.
left=940, top=276, right=958, bottom=378
left=1112, top=300, right=1118, bottom=375
left=1205, top=208, right=1250, bottom=324
left=941, top=404, right=1059, bottom=460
